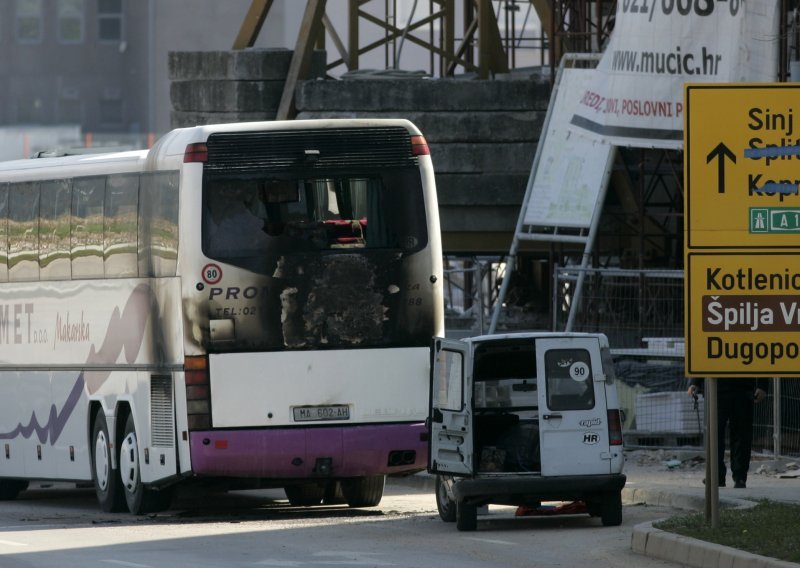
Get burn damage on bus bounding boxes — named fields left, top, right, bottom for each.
left=196, top=126, right=434, bottom=351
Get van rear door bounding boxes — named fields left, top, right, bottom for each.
left=536, top=336, right=610, bottom=476
left=428, top=338, right=473, bottom=476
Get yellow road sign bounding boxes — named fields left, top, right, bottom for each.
left=685, top=83, right=800, bottom=249
left=685, top=251, right=800, bottom=376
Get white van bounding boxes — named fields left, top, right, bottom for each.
left=428, top=332, right=626, bottom=531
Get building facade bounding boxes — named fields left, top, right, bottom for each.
left=0, top=0, right=298, bottom=144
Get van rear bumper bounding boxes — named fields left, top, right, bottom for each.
left=452, top=473, right=627, bottom=503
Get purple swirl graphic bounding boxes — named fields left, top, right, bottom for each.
left=0, top=283, right=154, bottom=445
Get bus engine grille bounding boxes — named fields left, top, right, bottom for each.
left=150, top=375, right=175, bottom=448
left=204, top=127, right=417, bottom=173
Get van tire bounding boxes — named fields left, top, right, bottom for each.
left=600, top=491, right=623, bottom=526
left=456, top=501, right=478, bottom=531
left=435, top=476, right=456, bottom=522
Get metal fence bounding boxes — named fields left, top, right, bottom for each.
left=555, top=266, right=800, bottom=458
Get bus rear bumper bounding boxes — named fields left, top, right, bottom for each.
left=189, top=422, right=427, bottom=478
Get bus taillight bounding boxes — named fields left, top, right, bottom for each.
left=183, top=143, right=208, bottom=163
left=608, top=409, right=623, bottom=446
left=410, top=135, right=430, bottom=156
left=185, top=356, right=211, bottom=430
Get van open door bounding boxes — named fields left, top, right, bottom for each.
left=428, top=337, right=473, bottom=476
left=536, top=336, right=611, bottom=476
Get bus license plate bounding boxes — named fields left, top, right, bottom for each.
left=292, top=405, right=350, bottom=422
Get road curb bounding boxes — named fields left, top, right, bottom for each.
left=626, top=488, right=796, bottom=568
left=630, top=520, right=798, bottom=568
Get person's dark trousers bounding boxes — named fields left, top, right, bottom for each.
left=717, top=389, right=755, bottom=485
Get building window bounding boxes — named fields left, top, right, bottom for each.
left=58, top=88, right=82, bottom=124
left=97, top=0, right=123, bottom=42
left=16, top=0, right=43, bottom=43
left=17, top=96, right=46, bottom=123
left=58, top=0, right=84, bottom=43
left=99, top=94, right=123, bottom=125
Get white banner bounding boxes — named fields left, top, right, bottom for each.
left=524, top=68, right=614, bottom=228
left=570, top=0, right=779, bottom=149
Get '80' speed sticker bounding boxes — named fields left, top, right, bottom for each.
left=202, top=264, right=223, bottom=285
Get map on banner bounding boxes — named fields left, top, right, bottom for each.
left=569, top=0, right=778, bottom=149
left=523, top=68, right=614, bottom=229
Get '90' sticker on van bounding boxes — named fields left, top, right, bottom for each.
left=570, top=361, right=590, bottom=381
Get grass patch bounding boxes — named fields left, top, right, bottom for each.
left=655, top=500, right=800, bottom=563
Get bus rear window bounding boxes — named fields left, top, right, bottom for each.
left=202, top=170, right=427, bottom=258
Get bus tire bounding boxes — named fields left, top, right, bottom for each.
left=0, top=480, right=28, bottom=500
left=284, top=483, right=324, bottom=506
left=435, top=475, right=456, bottom=522
left=120, top=414, right=173, bottom=514
left=600, top=491, right=623, bottom=527
left=341, top=475, right=385, bottom=508
left=456, top=500, right=478, bottom=531
left=92, top=409, right=126, bottom=513
left=323, top=481, right=346, bottom=505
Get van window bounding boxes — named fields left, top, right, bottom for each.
left=434, top=348, right=463, bottom=412
left=544, top=348, right=595, bottom=411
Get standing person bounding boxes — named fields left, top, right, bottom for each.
left=687, top=378, right=768, bottom=488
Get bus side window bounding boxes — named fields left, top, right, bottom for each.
left=71, top=176, right=106, bottom=279
left=139, top=172, right=178, bottom=277
left=0, top=183, right=8, bottom=283
left=8, top=181, right=40, bottom=282
left=104, top=174, right=138, bottom=278
left=39, top=179, right=72, bottom=281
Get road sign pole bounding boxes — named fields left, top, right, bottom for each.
left=706, top=377, right=720, bottom=528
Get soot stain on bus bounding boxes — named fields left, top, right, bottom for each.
left=275, top=253, right=388, bottom=347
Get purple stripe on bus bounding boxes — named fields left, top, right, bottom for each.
left=189, top=422, right=428, bottom=478
left=0, top=374, right=84, bottom=444
left=0, top=283, right=153, bottom=445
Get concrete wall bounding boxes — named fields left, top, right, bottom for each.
left=169, top=50, right=551, bottom=253
left=295, top=77, right=549, bottom=252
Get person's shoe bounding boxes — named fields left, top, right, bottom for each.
left=734, top=480, right=746, bottom=489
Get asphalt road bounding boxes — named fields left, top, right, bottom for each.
left=0, top=480, right=684, bottom=568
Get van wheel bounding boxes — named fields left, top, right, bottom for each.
left=586, top=497, right=601, bottom=517
left=435, top=476, right=456, bottom=522
left=285, top=483, right=325, bottom=506
left=341, top=475, right=385, bottom=507
left=120, top=414, right=173, bottom=514
left=600, top=491, right=623, bottom=526
left=0, top=480, right=28, bottom=500
left=92, top=409, right=126, bottom=512
left=456, top=501, right=478, bottom=531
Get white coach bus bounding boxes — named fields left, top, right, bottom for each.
left=0, top=119, right=443, bottom=514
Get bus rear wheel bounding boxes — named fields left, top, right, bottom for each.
left=120, top=414, right=173, bottom=515
left=92, top=408, right=126, bottom=513
left=0, top=480, right=28, bottom=500
left=341, top=475, right=385, bottom=508
left=284, top=483, right=324, bottom=506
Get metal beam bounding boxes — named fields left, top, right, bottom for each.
left=276, top=0, right=327, bottom=120
left=233, top=0, right=274, bottom=49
